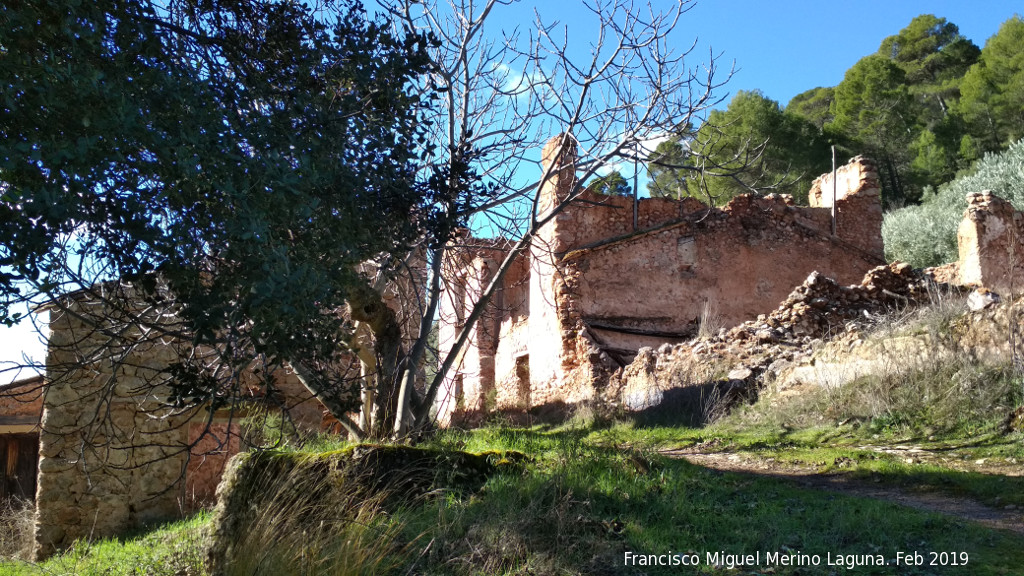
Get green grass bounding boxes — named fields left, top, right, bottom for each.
left=576, top=409, right=1024, bottom=504
left=397, top=423, right=1024, bottom=575
left=0, top=512, right=209, bottom=576
left=7, top=420, right=1023, bottom=576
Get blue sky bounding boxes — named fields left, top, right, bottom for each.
left=485, top=0, right=1020, bottom=109
left=2, top=1, right=1020, bottom=382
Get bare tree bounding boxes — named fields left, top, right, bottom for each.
left=363, top=0, right=740, bottom=434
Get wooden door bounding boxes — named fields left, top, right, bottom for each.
left=0, top=434, right=39, bottom=502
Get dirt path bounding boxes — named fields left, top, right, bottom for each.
left=660, top=448, right=1024, bottom=535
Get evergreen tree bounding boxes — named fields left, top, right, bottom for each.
left=960, top=16, right=1024, bottom=151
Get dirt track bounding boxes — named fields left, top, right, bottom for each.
left=661, top=448, right=1024, bottom=535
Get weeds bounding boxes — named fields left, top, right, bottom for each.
left=0, top=499, right=34, bottom=561
left=696, top=298, right=723, bottom=339
left=207, top=451, right=414, bottom=576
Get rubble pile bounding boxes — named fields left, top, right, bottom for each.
left=608, top=263, right=945, bottom=412
left=727, top=261, right=933, bottom=346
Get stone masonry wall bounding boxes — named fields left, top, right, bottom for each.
left=37, top=291, right=193, bottom=559
left=958, top=190, right=1024, bottom=295
left=529, top=134, right=592, bottom=407
left=34, top=285, right=323, bottom=559
left=493, top=252, right=531, bottom=410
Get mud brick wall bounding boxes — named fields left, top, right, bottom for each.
left=435, top=136, right=887, bottom=417
left=493, top=252, right=531, bottom=410
left=565, top=191, right=883, bottom=357
left=958, top=190, right=1024, bottom=294
left=0, top=376, right=43, bottom=430
left=435, top=239, right=511, bottom=424
left=185, top=421, right=242, bottom=507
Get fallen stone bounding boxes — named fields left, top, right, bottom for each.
left=967, top=288, right=1001, bottom=312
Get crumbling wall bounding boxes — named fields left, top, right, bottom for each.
left=185, top=421, right=242, bottom=507
left=606, top=263, right=934, bottom=417
left=434, top=138, right=886, bottom=419
left=808, top=155, right=885, bottom=259
left=543, top=155, right=885, bottom=401
left=527, top=135, right=576, bottom=406
left=957, top=190, right=1024, bottom=295
left=493, top=252, right=531, bottom=410
left=434, top=238, right=509, bottom=424
left=564, top=189, right=883, bottom=361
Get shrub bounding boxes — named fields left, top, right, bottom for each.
left=883, top=138, right=1024, bottom=267
left=0, top=499, right=34, bottom=561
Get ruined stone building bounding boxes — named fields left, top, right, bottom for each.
left=8, top=132, right=1024, bottom=560
left=26, top=285, right=326, bottom=558
left=434, top=136, right=887, bottom=423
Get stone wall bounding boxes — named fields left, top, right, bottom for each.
left=958, top=190, right=1024, bottom=294
left=37, top=290, right=194, bottom=558
left=33, top=285, right=323, bottom=559
left=493, top=252, right=531, bottom=410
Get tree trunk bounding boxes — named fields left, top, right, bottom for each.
left=394, top=246, right=444, bottom=436
left=347, top=281, right=403, bottom=439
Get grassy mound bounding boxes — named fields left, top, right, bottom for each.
left=204, top=444, right=522, bottom=576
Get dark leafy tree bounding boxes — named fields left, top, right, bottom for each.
left=0, top=0, right=447, bottom=437
left=585, top=171, right=632, bottom=197
left=960, top=16, right=1024, bottom=151
left=879, top=14, right=980, bottom=89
